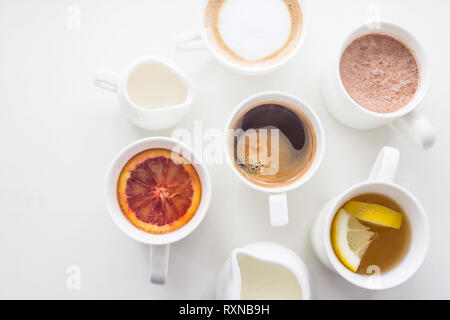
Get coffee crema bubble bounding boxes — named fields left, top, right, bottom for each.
left=229, top=102, right=316, bottom=188
left=204, top=0, right=303, bottom=68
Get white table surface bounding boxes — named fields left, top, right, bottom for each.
left=1, top=0, right=449, bottom=299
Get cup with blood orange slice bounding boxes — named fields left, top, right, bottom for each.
left=105, top=137, right=211, bottom=285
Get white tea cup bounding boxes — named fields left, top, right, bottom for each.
left=225, top=91, right=325, bottom=226
left=322, top=22, right=437, bottom=149
left=176, top=0, right=309, bottom=75
left=95, top=55, right=195, bottom=130
left=105, top=137, right=212, bottom=285
left=310, top=146, right=429, bottom=290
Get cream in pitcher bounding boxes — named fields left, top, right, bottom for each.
left=238, top=255, right=303, bottom=299
left=126, top=62, right=188, bottom=110
left=216, top=242, right=311, bottom=300
left=95, top=55, right=195, bottom=130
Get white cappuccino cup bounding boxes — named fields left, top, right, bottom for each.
left=176, top=0, right=309, bottom=75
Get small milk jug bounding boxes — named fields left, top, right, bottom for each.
left=216, top=242, right=311, bottom=300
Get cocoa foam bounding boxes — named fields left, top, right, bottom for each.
left=340, top=33, right=419, bottom=113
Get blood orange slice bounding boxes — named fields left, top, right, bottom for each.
left=117, top=148, right=202, bottom=234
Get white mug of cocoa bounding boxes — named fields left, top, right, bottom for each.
left=322, top=22, right=436, bottom=149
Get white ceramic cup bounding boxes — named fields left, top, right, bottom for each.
left=225, top=91, right=325, bottom=226
left=322, top=22, right=437, bottom=150
left=105, top=137, right=212, bottom=285
left=176, top=0, right=309, bottom=75
left=310, top=146, right=429, bottom=290
left=95, top=55, right=195, bottom=130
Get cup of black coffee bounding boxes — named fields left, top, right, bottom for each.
left=225, top=91, right=325, bottom=226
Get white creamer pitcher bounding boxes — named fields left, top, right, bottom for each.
left=95, top=55, right=195, bottom=130
left=216, top=242, right=311, bottom=300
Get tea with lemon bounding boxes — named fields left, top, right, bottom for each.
left=331, top=193, right=411, bottom=275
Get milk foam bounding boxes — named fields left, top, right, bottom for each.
left=218, top=0, right=292, bottom=61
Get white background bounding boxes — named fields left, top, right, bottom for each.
left=0, top=0, right=449, bottom=299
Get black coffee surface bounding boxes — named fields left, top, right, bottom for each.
left=240, top=104, right=306, bottom=150
left=230, top=101, right=316, bottom=187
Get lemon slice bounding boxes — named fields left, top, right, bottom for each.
left=331, top=209, right=375, bottom=272
left=343, top=201, right=403, bottom=229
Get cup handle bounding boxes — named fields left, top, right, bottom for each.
left=94, top=69, right=118, bottom=92
left=176, top=30, right=206, bottom=51
left=269, top=193, right=289, bottom=226
left=150, top=244, right=170, bottom=285
left=389, top=109, right=437, bottom=150
left=368, top=146, right=400, bottom=183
